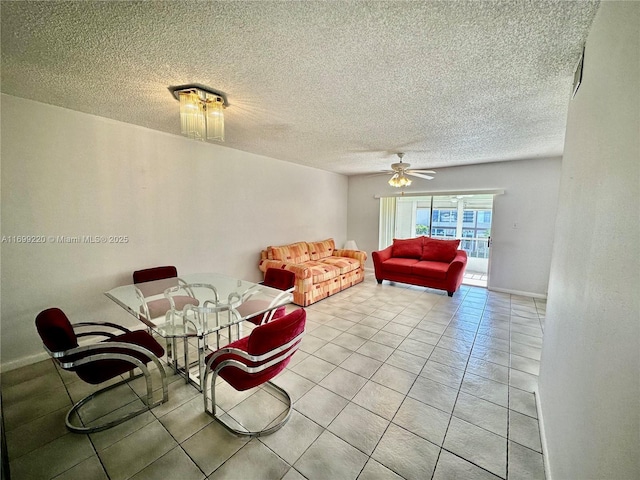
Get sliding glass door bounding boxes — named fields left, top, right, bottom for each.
left=379, top=194, right=494, bottom=286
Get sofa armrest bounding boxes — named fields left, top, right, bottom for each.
left=371, top=245, right=393, bottom=280
left=259, top=259, right=311, bottom=280
left=372, top=245, right=393, bottom=263
left=333, top=249, right=367, bottom=266
left=446, top=250, right=468, bottom=277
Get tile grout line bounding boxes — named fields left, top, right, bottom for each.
left=431, top=289, right=514, bottom=480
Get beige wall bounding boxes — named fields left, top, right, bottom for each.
left=538, top=2, right=640, bottom=479
left=0, top=95, right=348, bottom=370
left=347, top=157, right=562, bottom=297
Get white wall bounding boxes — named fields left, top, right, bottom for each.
left=538, top=3, right=640, bottom=479
left=348, top=157, right=562, bottom=296
left=0, top=95, right=348, bottom=370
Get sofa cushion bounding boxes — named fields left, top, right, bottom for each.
left=308, top=238, right=335, bottom=260
left=305, top=261, right=341, bottom=283
left=421, top=238, right=460, bottom=263
left=269, top=242, right=310, bottom=264
left=392, top=237, right=424, bottom=259
left=320, top=256, right=360, bottom=274
left=381, top=257, right=420, bottom=275
left=412, top=260, right=449, bottom=280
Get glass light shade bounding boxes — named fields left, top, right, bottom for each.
left=205, top=94, right=225, bottom=141
left=179, top=90, right=205, bottom=140
left=388, top=173, right=411, bottom=187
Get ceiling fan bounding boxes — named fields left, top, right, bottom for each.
left=386, top=153, right=436, bottom=187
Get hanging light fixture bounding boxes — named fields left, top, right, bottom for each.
left=386, top=153, right=435, bottom=187
left=388, top=172, right=412, bottom=187
left=169, top=85, right=227, bottom=142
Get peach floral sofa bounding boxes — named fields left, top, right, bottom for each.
left=259, top=238, right=367, bottom=306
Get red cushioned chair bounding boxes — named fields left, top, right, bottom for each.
left=133, top=266, right=199, bottom=323
left=202, top=308, right=306, bottom=437
left=35, top=307, right=169, bottom=433
left=244, top=268, right=296, bottom=326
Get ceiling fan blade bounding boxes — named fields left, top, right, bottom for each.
left=408, top=169, right=436, bottom=174
left=407, top=172, right=434, bottom=180
left=364, top=171, right=394, bottom=178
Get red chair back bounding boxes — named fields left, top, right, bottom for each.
left=133, top=266, right=178, bottom=284
left=263, top=268, right=295, bottom=292
left=248, top=307, right=305, bottom=357
left=35, top=308, right=79, bottom=353
left=210, top=308, right=306, bottom=391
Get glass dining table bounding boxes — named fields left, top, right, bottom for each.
left=105, top=272, right=293, bottom=390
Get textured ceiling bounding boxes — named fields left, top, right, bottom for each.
left=0, top=1, right=599, bottom=175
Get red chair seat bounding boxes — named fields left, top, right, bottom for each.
left=143, top=296, right=199, bottom=319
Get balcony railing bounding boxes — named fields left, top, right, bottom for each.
left=431, top=236, right=490, bottom=259
left=461, top=237, right=490, bottom=259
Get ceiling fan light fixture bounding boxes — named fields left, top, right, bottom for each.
left=388, top=173, right=412, bottom=187
left=170, top=85, right=227, bottom=142
left=386, top=152, right=434, bottom=186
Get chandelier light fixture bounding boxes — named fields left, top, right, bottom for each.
left=169, top=85, right=227, bottom=142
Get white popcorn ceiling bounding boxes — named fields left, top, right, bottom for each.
left=0, top=1, right=599, bottom=175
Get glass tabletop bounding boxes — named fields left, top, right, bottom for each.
left=105, top=272, right=293, bottom=338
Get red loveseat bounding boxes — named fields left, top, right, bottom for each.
left=372, top=236, right=467, bottom=297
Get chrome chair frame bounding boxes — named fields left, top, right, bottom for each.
left=256, top=287, right=295, bottom=325
left=202, top=330, right=304, bottom=437
left=180, top=301, right=242, bottom=389
left=135, top=277, right=195, bottom=324
left=238, top=282, right=295, bottom=326
left=43, top=322, right=168, bottom=434
left=165, top=283, right=243, bottom=390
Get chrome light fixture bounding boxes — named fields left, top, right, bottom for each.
left=388, top=172, right=412, bottom=187
left=169, top=85, right=227, bottom=142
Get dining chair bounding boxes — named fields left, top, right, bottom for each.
left=244, top=268, right=296, bottom=326
left=132, top=265, right=199, bottom=323
left=35, top=307, right=168, bottom=434
left=202, top=308, right=306, bottom=437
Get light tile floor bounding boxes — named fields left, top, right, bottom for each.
left=2, top=276, right=547, bottom=480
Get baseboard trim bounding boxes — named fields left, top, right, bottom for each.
left=488, top=286, right=547, bottom=299
left=534, top=386, right=553, bottom=480
left=0, top=351, right=50, bottom=374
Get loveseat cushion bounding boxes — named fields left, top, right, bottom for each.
left=308, top=238, right=335, bottom=260
left=392, top=237, right=424, bottom=259
left=412, top=260, right=449, bottom=280
left=305, top=261, right=341, bottom=283
left=320, top=256, right=360, bottom=274
left=269, top=241, right=310, bottom=264
left=381, top=257, right=420, bottom=275
left=421, top=238, right=460, bottom=263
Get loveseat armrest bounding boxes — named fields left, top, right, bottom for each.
left=258, top=259, right=311, bottom=280
left=446, top=250, right=468, bottom=277
left=371, top=245, right=393, bottom=281
left=333, top=249, right=367, bottom=266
